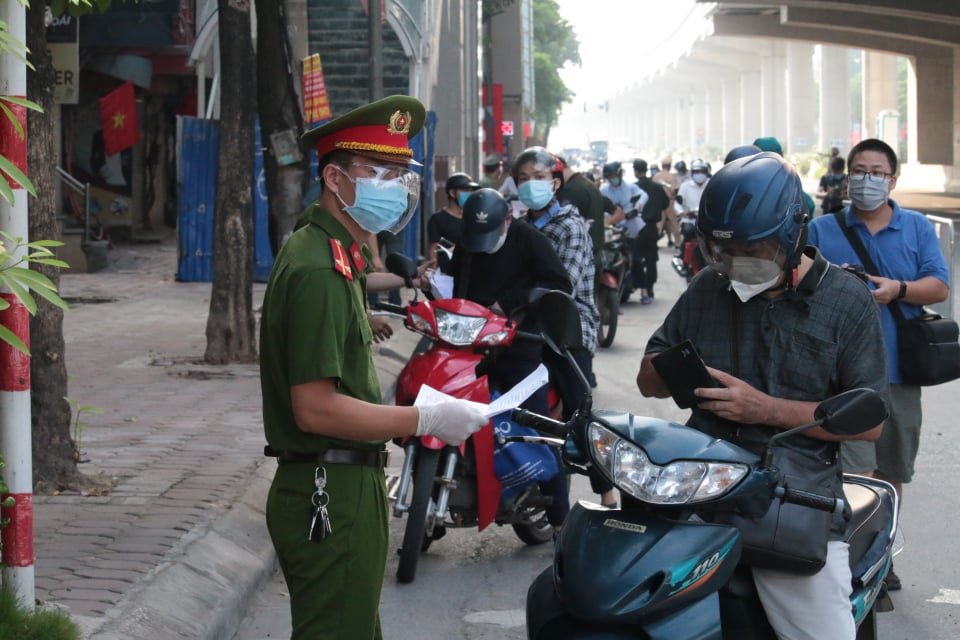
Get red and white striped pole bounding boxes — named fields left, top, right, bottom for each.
left=0, top=0, right=35, bottom=608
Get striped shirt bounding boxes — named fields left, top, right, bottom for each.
left=532, top=203, right=600, bottom=352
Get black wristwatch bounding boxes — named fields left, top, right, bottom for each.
left=896, top=281, right=907, bottom=301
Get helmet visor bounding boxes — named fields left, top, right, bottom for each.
left=700, top=237, right=783, bottom=275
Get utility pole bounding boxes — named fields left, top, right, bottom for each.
left=0, top=0, right=36, bottom=609
left=368, top=0, right=383, bottom=100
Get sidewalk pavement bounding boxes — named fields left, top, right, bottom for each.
left=34, top=234, right=419, bottom=639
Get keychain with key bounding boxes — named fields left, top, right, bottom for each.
left=308, top=466, right=333, bottom=542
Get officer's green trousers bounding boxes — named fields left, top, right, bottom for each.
left=266, top=462, right=389, bottom=640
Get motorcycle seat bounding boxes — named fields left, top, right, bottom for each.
left=843, top=483, right=888, bottom=569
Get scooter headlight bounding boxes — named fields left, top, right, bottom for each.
left=588, top=423, right=748, bottom=505
left=434, top=309, right=487, bottom=345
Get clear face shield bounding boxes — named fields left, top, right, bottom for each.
left=337, top=162, right=421, bottom=235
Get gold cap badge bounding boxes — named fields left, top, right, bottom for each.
left=388, top=110, right=412, bottom=135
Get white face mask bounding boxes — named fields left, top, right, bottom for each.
left=692, top=173, right=708, bottom=185
left=725, top=257, right=783, bottom=302
left=730, top=275, right=782, bottom=302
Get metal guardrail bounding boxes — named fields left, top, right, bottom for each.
left=926, top=214, right=955, bottom=320
left=56, top=167, right=91, bottom=244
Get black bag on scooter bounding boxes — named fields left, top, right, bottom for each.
left=715, top=445, right=837, bottom=576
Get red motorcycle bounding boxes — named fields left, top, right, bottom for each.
left=374, top=256, right=562, bottom=584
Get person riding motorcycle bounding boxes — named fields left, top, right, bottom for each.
left=675, top=159, right=711, bottom=274
left=637, top=152, right=890, bottom=640
left=600, top=161, right=647, bottom=299
left=451, top=188, right=573, bottom=528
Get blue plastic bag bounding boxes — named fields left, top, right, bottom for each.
left=491, top=409, right=560, bottom=501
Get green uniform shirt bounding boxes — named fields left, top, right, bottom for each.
left=260, top=204, right=384, bottom=453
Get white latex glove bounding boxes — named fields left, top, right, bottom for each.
left=416, top=401, right=488, bottom=446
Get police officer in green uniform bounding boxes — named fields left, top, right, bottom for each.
left=259, top=95, right=488, bottom=640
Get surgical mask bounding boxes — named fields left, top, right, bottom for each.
left=607, top=177, right=621, bottom=187
left=457, top=191, right=471, bottom=208
left=725, top=257, right=783, bottom=302
left=486, top=232, right=507, bottom=254
left=519, top=179, right=555, bottom=211
left=650, top=168, right=660, bottom=176
left=692, top=173, right=707, bottom=185
left=335, top=168, right=413, bottom=234
left=848, top=174, right=889, bottom=211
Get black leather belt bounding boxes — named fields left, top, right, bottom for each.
left=264, top=445, right=389, bottom=468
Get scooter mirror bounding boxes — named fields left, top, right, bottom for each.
left=537, top=290, right=582, bottom=355
left=814, top=388, right=888, bottom=436
left=385, top=252, right=418, bottom=287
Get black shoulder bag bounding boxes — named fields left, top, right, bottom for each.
left=833, top=212, right=960, bottom=386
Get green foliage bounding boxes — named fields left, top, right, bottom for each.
left=64, top=397, right=104, bottom=462
left=532, top=0, right=579, bottom=141
left=0, top=232, right=70, bottom=355
left=0, top=588, right=82, bottom=640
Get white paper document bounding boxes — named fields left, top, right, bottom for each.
left=427, top=270, right=454, bottom=299
left=413, top=364, right=549, bottom=418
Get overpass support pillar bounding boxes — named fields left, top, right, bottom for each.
left=760, top=41, right=787, bottom=143
left=908, top=52, right=954, bottom=166
left=861, top=50, right=898, bottom=143
left=819, top=45, right=851, bottom=156
left=691, top=91, right=707, bottom=155
left=741, top=69, right=762, bottom=146
left=705, top=85, right=723, bottom=155
left=722, top=78, right=742, bottom=152
left=786, top=42, right=816, bottom=153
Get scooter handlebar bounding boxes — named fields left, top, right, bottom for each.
left=778, top=486, right=845, bottom=515
left=511, top=409, right=568, bottom=438
left=370, top=301, right=407, bottom=316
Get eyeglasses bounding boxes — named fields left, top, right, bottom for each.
left=849, top=169, right=894, bottom=181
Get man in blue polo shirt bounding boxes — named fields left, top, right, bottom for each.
left=807, top=138, right=950, bottom=592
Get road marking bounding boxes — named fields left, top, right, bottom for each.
left=464, top=609, right=525, bottom=628
left=928, top=589, right=960, bottom=605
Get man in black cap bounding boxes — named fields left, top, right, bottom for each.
left=632, top=159, right=669, bottom=303
left=452, top=188, right=574, bottom=529
left=259, top=95, right=488, bottom=639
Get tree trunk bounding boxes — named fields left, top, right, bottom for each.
left=204, top=0, right=257, bottom=364
left=26, top=5, right=87, bottom=492
left=256, top=0, right=306, bottom=249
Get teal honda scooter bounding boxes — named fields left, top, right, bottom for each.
left=512, top=291, right=898, bottom=640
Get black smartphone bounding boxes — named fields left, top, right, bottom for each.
left=651, top=340, right=719, bottom=409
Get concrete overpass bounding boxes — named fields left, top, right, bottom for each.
left=599, top=1, right=960, bottom=190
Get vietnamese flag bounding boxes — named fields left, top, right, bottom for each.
left=99, top=81, right=139, bottom=156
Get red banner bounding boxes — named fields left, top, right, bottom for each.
left=302, top=54, right=333, bottom=126
left=99, top=81, right=140, bottom=156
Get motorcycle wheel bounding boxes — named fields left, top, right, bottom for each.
left=396, top=446, right=441, bottom=583
left=597, top=287, right=619, bottom=348
left=511, top=506, right=554, bottom=545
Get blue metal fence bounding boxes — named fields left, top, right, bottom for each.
left=176, top=117, right=275, bottom=282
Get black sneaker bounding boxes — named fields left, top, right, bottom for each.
left=884, top=565, right=902, bottom=591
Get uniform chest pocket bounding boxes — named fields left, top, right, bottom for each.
left=775, top=332, right=837, bottom=399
